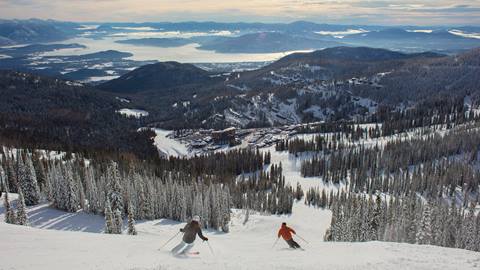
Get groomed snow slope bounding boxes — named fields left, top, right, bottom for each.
left=1, top=196, right=479, bottom=270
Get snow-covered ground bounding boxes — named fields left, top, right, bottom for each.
left=153, top=129, right=189, bottom=157
left=117, top=108, right=150, bottom=118
left=1, top=195, right=479, bottom=270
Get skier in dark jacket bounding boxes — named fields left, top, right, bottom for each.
left=278, top=222, right=301, bottom=249
left=171, top=215, right=208, bottom=255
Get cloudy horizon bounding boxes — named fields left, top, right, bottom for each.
left=0, top=0, right=480, bottom=26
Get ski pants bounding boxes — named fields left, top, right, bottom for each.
left=171, top=241, right=194, bottom=255
left=286, top=238, right=301, bottom=249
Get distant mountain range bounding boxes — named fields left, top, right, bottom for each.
left=1, top=45, right=479, bottom=132
left=0, top=19, right=79, bottom=45
left=97, top=46, right=480, bottom=128
left=1, top=19, right=480, bottom=54
left=330, top=28, right=480, bottom=52
left=197, top=32, right=342, bottom=53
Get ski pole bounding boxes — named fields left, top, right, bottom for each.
left=271, top=237, right=280, bottom=249
left=295, top=234, right=309, bottom=244
left=206, top=241, right=215, bottom=256
left=158, top=231, right=181, bottom=250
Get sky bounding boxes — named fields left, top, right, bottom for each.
left=0, top=0, right=479, bottom=25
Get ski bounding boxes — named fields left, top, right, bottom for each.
left=172, top=251, right=200, bottom=256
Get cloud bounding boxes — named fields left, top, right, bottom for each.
left=0, top=0, right=479, bottom=25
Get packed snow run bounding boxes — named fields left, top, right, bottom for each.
left=1, top=196, right=479, bottom=270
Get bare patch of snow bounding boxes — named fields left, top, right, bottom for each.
left=448, top=30, right=480, bottom=39
left=117, top=108, right=149, bottom=118
left=115, top=97, right=131, bottom=103
left=406, top=29, right=433, bottom=33
left=315, top=29, right=369, bottom=38
left=83, top=75, right=120, bottom=83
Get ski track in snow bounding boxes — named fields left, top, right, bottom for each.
left=1, top=127, right=480, bottom=269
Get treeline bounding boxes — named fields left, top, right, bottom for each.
left=323, top=190, right=480, bottom=252
left=161, top=148, right=269, bottom=178
left=374, top=95, right=478, bottom=136
left=276, top=133, right=353, bottom=155
left=278, top=95, right=478, bottom=155
left=300, top=126, right=480, bottom=205
left=231, top=163, right=294, bottom=215
left=0, top=148, right=293, bottom=232
left=0, top=70, right=157, bottom=160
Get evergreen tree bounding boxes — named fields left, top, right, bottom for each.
left=18, top=154, right=40, bottom=206
left=464, top=204, right=477, bottom=251
left=416, top=204, right=432, bottom=245
left=114, top=209, right=123, bottom=234
left=107, top=162, right=124, bottom=216
left=4, top=191, right=17, bottom=224
left=104, top=198, right=115, bottom=234
left=127, top=203, right=137, bottom=236
left=64, top=164, right=79, bottom=212
left=16, top=190, right=28, bottom=226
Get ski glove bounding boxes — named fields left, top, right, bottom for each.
left=203, top=237, right=209, bottom=241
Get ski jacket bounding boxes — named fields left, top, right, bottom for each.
left=180, top=221, right=207, bottom=244
left=278, top=225, right=296, bottom=241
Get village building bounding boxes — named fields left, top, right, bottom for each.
left=211, top=127, right=236, bottom=144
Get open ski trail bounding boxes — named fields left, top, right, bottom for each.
left=1, top=220, right=479, bottom=270
left=1, top=140, right=479, bottom=269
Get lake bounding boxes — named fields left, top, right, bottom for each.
left=41, top=36, right=314, bottom=63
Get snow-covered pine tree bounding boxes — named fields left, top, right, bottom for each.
left=295, top=182, right=303, bottom=201
left=16, top=190, right=28, bottom=226
left=3, top=191, right=17, bottom=224
left=84, top=166, right=99, bottom=214
left=404, top=196, right=418, bottom=244
left=360, top=198, right=371, bottom=241
left=51, top=162, right=67, bottom=210
left=31, top=152, right=47, bottom=192
left=134, top=174, right=150, bottom=219
left=464, top=204, right=477, bottom=251
left=64, top=164, right=79, bottom=212
left=0, top=165, right=6, bottom=194
left=192, top=192, right=203, bottom=222
left=443, top=201, right=458, bottom=248
left=429, top=202, right=442, bottom=246
left=369, top=195, right=382, bottom=241
left=18, top=153, right=40, bottom=206
left=475, top=212, right=480, bottom=252
left=107, top=162, right=124, bottom=216
left=127, top=203, right=137, bottom=236
left=416, top=204, right=432, bottom=245
left=202, top=188, right=211, bottom=228
left=179, top=186, right=187, bottom=222
left=114, top=209, right=123, bottom=234
left=104, top=198, right=116, bottom=234
left=5, top=156, right=18, bottom=193
left=221, top=186, right=231, bottom=232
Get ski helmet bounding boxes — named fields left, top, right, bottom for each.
left=192, top=215, right=201, bottom=222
